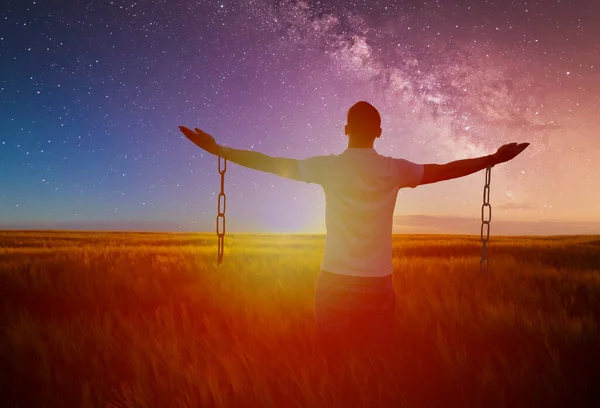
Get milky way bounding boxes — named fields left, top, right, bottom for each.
left=1, top=0, right=599, bottom=234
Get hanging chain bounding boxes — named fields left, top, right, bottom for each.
left=479, top=164, right=492, bottom=274
left=216, top=156, right=227, bottom=265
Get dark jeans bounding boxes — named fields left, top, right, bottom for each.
left=314, top=270, right=396, bottom=356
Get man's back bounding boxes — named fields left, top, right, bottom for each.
left=298, top=148, right=424, bottom=277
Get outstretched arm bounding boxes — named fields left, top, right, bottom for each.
left=419, top=142, right=530, bottom=185
left=218, top=146, right=301, bottom=179
left=179, top=126, right=300, bottom=179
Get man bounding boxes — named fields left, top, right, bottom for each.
left=179, top=101, right=529, bottom=355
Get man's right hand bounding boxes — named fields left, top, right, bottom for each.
left=179, top=126, right=222, bottom=156
left=492, top=142, right=530, bottom=165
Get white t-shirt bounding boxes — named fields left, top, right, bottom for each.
left=297, top=148, right=424, bottom=277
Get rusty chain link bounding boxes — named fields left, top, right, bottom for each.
left=479, top=164, right=492, bottom=274
left=216, top=156, right=226, bottom=265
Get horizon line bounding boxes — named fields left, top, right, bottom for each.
left=0, top=214, right=599, bottom=236
left=1, top=230, right=599, bottom=238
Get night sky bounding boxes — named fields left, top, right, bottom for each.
left=1, top=0, right=599, bottom=234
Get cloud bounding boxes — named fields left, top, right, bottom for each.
left=392, top=215, right=600, bottom=236
left=496, top=202, right=539, bottom=210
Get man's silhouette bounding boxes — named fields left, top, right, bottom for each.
left=179, top=101, right=529, bottom=355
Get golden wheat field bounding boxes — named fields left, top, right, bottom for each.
left=1, top=231, right=599, bottom=408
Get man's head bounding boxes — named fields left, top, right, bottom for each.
left=345, top=101, right=382, bottom=143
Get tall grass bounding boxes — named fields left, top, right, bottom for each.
left=1, top=232, right=599, bottom=407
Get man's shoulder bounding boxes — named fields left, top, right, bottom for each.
left=302, top=153, right=339, bottom=163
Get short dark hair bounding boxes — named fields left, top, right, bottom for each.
left=347, top=101, right=381, bottom=131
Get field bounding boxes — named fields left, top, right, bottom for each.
left=1, top=231, right=600, bottom=407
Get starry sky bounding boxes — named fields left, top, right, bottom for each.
left=1, top=0, right=599, bottom=235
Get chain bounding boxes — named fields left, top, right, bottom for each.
left=216, top=156, right=227, bottom=265
left=479, top=164, right=492, bottom=274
